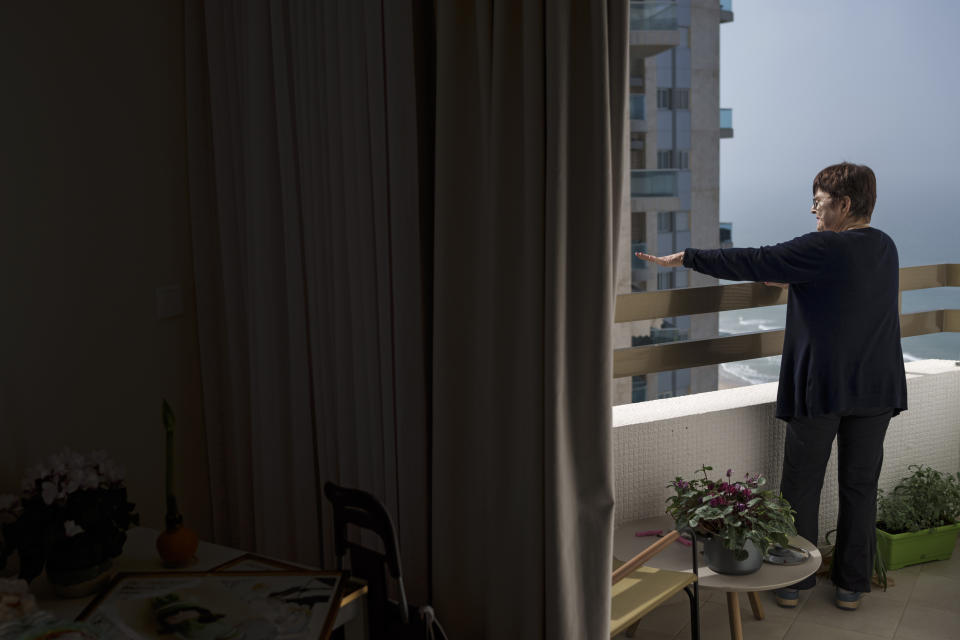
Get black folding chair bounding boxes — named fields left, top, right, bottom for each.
left=324, top=482, right=446, bottom=640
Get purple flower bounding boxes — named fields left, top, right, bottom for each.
left=736, top=503, right=747, bottom=512
left=726, top=468, right=732, bottom=478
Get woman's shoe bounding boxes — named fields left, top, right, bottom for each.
left=773, top=588, right=799, bottom=608
left=835, top=587, right=864, bottom=610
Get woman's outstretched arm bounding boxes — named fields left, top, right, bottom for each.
left=634, top=232, right=833, bottom=284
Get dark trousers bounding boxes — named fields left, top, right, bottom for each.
left=780, top=408, right=892, bottom=592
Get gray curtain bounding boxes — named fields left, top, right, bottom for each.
left=184, top=0, right=433, bottom=600
left=186, top=0, right=626, bottom=634
left=432, top=1, right=628, bottom=637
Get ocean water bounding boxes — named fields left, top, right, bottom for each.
left=717, top=286, right=960, bottom=387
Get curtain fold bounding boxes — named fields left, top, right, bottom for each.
left=433, top=0, right=627, bottom=637
left=184, top=0, right=432, bottom=599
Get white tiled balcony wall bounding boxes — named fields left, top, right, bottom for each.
left=613, top=359, right=960, bottom=545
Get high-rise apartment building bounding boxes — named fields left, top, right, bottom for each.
left=613, top=0, right=734, bottom=404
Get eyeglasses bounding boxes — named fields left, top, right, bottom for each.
left=812, top=197, right=832, bottom=211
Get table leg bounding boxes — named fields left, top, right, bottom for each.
left=725, top=592, right=743, bottom=640
left=747, top=591, right=764, bottom=620
left=342, top=596, right=369, bottom=640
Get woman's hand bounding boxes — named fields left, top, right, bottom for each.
left=634, top=250, right=684, bottom=268
left=763, top=282, right=788, bottom=289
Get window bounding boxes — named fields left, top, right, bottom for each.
left=631, top=211, right=646, bottom=243
left=655, top=88, right=689, bottom=110
left=657, top=211, right=674, bottom=233
left=631, top=375, right=646, bottom=403
left=657, top=270, right=690, bottom=290
left=656, top=149, right=689, bottom=169
left=673, top=88, right=689, bottom=110
left=657, top=150, right=670, bottom=169
left=657, top=368, right=691, bottom=399
left=657, top=88, right=671, bottom=110
left=657, top=271, right=673, bottom=290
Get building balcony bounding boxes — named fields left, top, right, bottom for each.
left=631, top=170, right=678, bottom=198
left=629, top=1, right=686, bottom=58
left=720, top=0, right=734, bottom=23
left=630, top=169, right=688, bottom=211
left=720, top=107, right=733, bottom=138
left=611, top=265, right=960, bottom=637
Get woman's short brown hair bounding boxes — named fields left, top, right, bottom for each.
left=812, top=162, right=877, bottom=221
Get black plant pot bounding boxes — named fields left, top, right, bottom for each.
left=702, top=537, right=763, bottom=575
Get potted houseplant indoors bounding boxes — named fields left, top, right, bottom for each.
left=0, top=449, right=139, bottom=597
left=876, top=464, right=960, bottom=570
left=666, top=465, right=797, bottom=574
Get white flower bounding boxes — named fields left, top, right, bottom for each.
left=63, top=520, right=85, bottom=537
left=63, top=468, right=85, bottom=495
left=41, top=481, right=58, bottom=505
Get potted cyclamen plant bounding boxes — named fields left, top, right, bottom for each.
left=0, top=450, right=139, bottom=597
left=875, top=464, right=960, bottom=570
left=666, top=465, right=797, bottom=575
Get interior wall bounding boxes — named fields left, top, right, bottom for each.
left=0, top=2, right=212, bottom=539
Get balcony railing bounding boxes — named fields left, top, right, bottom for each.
left=630, top=94, right=646, bottom=121
left=719, top=108, right=732, bottom=129
left=629, top=1, right=678, bottom=31
left=613, top=263, right=960, bottom=377
left=631, top=170, right=679, bottom=198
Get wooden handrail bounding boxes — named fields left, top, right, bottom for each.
left=612, top=263, right=960, bottom=378
left=612, top=529, right=680, bottom=585
left=614, top=308, right=960, bottom=378
left=615, top=263, right=960, bottom=323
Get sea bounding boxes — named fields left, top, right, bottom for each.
left=718, top=284, right=960, bottom=387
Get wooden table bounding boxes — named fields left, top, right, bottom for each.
left=31, top=526, right=367, bottom=639
left=615, top=516, right=821, bottom=640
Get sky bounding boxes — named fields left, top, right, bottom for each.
left=719, top=0, right=960, bottom=267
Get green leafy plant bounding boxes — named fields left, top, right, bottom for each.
left=877, top=464, right=960, bottom=534
left=0, top=450, right=139, bottom=581
left=666, top=465, right=797, bottom=560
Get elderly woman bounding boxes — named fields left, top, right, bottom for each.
left=636, top=162, right=907, bottom=611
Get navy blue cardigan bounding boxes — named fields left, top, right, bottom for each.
left=683, top=227, right=908, bottom=419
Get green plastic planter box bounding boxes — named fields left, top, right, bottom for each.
left=875, top=522, right=960, bottom=570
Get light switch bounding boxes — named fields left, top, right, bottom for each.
left=156, top=284, right=183, bottom=319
